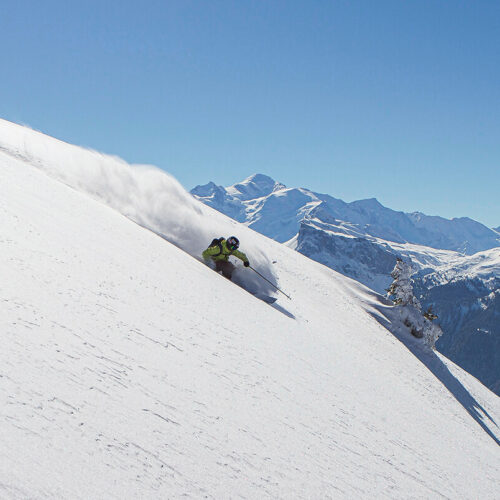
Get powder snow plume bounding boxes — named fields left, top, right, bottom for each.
left=0, top=118, right=276, bottom=294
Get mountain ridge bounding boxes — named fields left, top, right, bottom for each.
left=192, top=174, right=499, bottom=254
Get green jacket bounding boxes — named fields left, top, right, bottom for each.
left=202, top=239, right=248, bottom=264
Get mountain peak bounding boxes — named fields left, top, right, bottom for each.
left=350, top=197, right=384, bottom=210
left=228, top=173, right=286, bottom=200
left=190, top=181, right=222, bottom=198
left=244, top=173, right=276, bottom=184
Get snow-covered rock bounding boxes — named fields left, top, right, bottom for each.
left=290, top=220, right=398, bottom=293
left=1, top=119, right=499, bottom=498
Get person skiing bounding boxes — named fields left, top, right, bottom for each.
left=202, top=236, right=250, bottom=280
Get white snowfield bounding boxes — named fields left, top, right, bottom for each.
left=0, top=120, right=499, bottom=499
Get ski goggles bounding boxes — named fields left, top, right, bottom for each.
left=227, top=237, right=239, bottom=250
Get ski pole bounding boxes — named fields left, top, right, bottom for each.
left=249, top=266, right=291, bottom=300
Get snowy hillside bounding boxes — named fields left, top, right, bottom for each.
left=1, top=120, right=499, bottom=498
left=192, top=174, right=500, bottom=396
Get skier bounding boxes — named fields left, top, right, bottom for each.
left=202, top=236, right=250, bottom=280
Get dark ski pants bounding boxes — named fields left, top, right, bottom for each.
left=215, top=260, right=235, bottom=280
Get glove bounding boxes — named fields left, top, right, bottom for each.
left=244, top=261, right=250, bottom=267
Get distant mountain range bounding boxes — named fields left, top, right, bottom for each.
left=192, top=174, right=499, bottom=254
left=192, top=174, right=500, bottom=395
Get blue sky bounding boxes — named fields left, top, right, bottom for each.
left=1, top=0, right=499, bottom=227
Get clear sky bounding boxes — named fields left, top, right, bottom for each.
left=1, top=0, right=499, bottom=227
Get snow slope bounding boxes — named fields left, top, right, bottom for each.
left=192, top=174, right=500, bottom=396
left=1, top=120, right=499, bottom=498
left=0, top=120, right=277, bottom=298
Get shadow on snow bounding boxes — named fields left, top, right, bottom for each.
left=368, top=295, right=499, bottom=447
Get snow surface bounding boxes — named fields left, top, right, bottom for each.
left=191, top=174, right=500, bottom=396
left=1, top=119, right=499, bottom=498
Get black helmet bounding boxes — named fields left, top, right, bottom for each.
left=227, top=236, right=239, bottom=250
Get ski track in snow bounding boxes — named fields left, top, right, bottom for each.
left=0, top=121, right=499, bottom=499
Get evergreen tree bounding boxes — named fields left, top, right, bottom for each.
left=387, top=258, right=420, bottom=309
left=387, top=258, right=442, bottom=349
